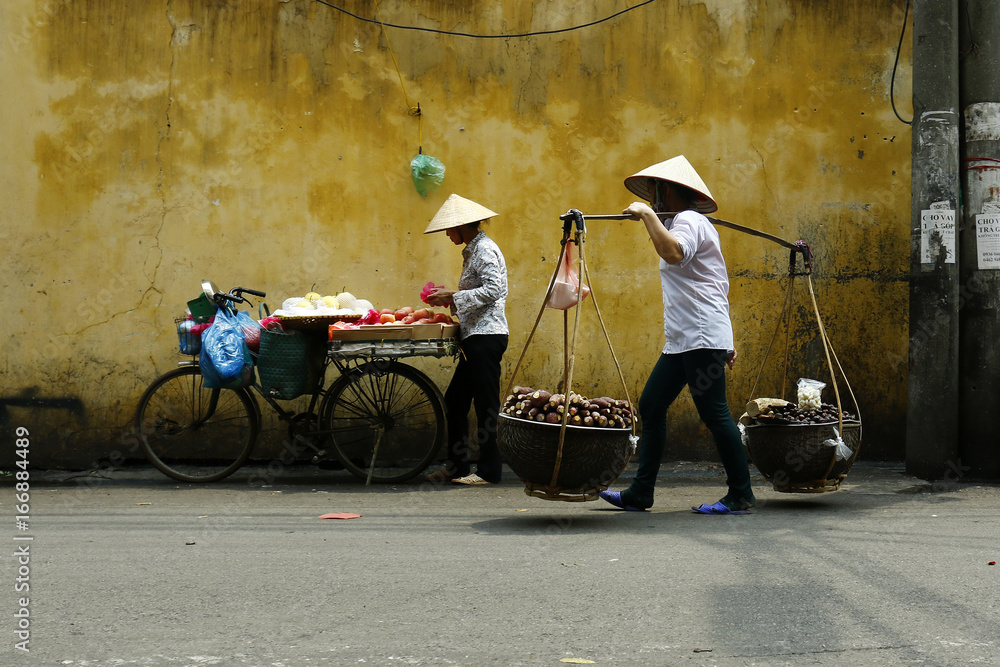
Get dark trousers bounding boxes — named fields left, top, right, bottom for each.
left=443, top=334, right=508, bottom=483
left=623, top=349, right=754, bottom=509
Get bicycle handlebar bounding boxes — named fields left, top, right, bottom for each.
left=211, top=286, right=267, bottom=307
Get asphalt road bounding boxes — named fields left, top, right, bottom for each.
left=3, top=462, right=998, bottom=666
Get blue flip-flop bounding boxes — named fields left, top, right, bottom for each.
left=692, top=501, right=750, bottom=515
left=599, top=490, right=647, bottom=512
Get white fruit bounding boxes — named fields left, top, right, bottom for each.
left=336, top=292, right=358, bottom=309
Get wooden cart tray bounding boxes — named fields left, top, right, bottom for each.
left=327, top=338, right=459, bottom=360
left=276, top=313, right=362, bottom=330
left=328, top=325, right=410, bottom=341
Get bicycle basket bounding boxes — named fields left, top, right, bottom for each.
left=256, top=328, right=325, bottom=400
left=177, top=318, right=201, bottom=355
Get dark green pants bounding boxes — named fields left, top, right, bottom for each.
left=622, top=349, right=754, bottom=509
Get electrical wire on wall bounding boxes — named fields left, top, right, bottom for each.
left=314, top=0, right=660, bottom=39
left=321, top=1, right=662, bottom=195
left=369, top=0, right=445, bottom=196
left=891, top=0, right=913, bottom=125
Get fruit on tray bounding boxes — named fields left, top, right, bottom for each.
left=502, top=387, right=633, bottom=428
left=380, top=306, right=457, bottom=326
left=275, top=290, right=376, bottom=318
left=335, top=292, right=359, bottom=310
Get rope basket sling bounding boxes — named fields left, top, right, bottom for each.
left=497, top=210, right=638, bottom=502
left=743, top=245, right=863, bottom=493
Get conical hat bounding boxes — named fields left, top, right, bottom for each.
left=624, top=155, right=718, bottom=214
left=423, top=194, right=499, bottom=234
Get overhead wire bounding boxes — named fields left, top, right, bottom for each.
left=313, top=0, right=660, bottom=39
left=317, top=0, right=661, bottom=150
left=370, top=0, right=423, bottom=150
left=890, top=0, right=913, bottom=125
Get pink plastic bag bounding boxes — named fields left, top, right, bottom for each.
left=546, top=241, right=590, bottom=310
left=420, top=281, right=446, bottom=304
left=358, top=308, right=381, bottom=325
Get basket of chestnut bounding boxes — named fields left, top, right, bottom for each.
left=741, top=398, right=862, bottom=493
left=497, top=387, right=636, bottom=501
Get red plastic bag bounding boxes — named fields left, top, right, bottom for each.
left=546, top=241, right=590, bottom=310
left=259, top=316, right=284, bottom=332
left=420, top=281, right=445, bottom=304
left=235, top=311, right=263, bottom=354
left=358, top=308, right=381, bottom=325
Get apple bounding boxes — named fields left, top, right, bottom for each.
left=380, top=313, right=396, bottom=324
left=412, top=308, right=430, bottom=320
left=402, top=314, right=418, bottom=324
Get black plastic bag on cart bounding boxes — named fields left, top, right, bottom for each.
left=200, top=309, right=255, bottom=390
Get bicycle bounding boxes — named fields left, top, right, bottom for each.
left=133, top=282, right=455, bottom=484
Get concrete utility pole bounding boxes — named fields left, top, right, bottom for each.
left=959, top=0, right=1000, bottom=479
left=907, top=0, right=961, bottom=480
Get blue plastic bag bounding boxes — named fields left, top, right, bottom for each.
left=200, top=309, right=254, bottom=389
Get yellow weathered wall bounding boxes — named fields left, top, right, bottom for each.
left=0, top=0, right=911, bottom=467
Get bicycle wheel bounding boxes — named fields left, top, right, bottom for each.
left=134, top=366, right=258, bottom=482
left=320, top=362, right=444, bottom=483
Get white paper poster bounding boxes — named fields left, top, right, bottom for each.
left=976, top=214, right=1000, bottom=270
left=921, top=207, right=956, bottom=264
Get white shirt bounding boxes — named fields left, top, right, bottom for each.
left=452, top=231, right=509, bottom=339
left=658, top=211, right=734, bottom=354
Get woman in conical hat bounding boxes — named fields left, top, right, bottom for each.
left=422, top=194, right=509, bottom=486
left=600, top=156, right=756, bottom=514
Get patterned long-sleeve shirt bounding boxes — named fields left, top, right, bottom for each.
left=452, top=231, right=508, bottom=340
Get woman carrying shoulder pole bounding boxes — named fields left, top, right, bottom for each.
left=600, top=156, right=756, bottom=514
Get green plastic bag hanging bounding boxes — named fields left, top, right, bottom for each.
left=410, top=153, right=445, bottom=198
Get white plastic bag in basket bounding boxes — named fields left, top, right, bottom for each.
left=796, top=378, right=826, bottom=410
left=822, top=427, right=853, bottom=461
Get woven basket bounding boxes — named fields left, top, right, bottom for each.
left=744, top=420, right=862, bottom=493
left=256, top=329, right=326, bottom=400
left=497, top=414, right=635, bottom=501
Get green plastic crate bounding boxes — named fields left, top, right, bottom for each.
left=187, top=293, right=216, bottom=323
